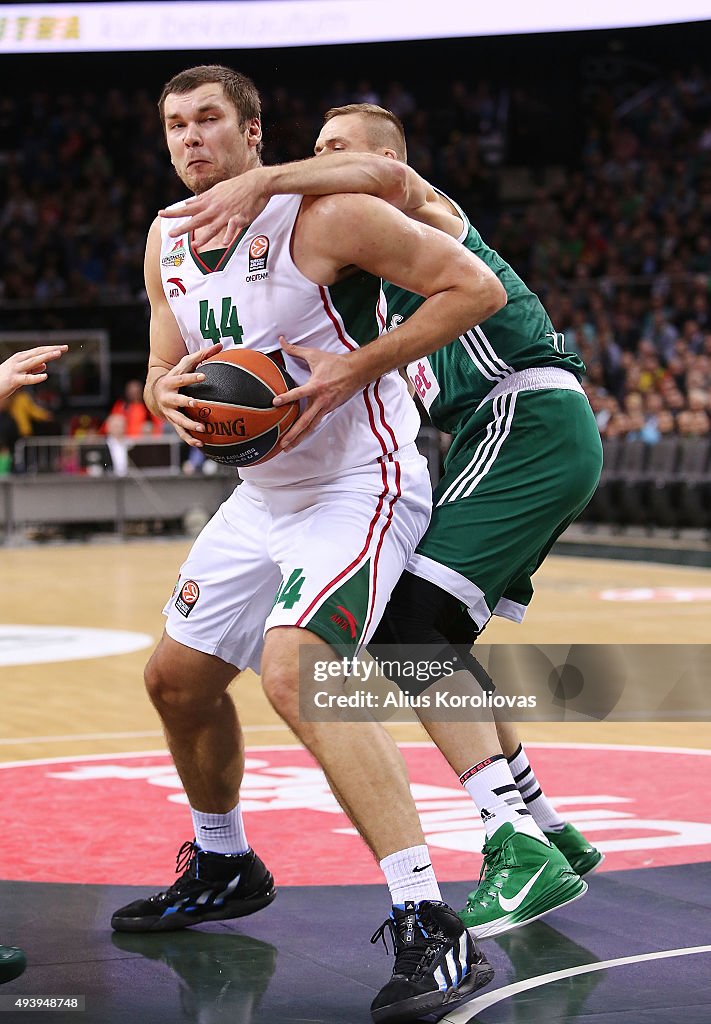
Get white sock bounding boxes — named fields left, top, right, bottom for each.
left=507, top=744, right=566, bottom=833
left=190, top=803, right=249, bottom=855
left=380, top=845, right=442, bottom=905
left=460, top=754, right=548, bottom=842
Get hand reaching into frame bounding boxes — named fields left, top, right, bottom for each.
left=159, top=169, right=271, bottom=248
left=272, top=337, right=369, bottom=450
left=0, top=345, right=68, bottom=401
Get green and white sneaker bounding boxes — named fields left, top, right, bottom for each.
left=545, top=823, right=604, bottom=877
left=459, top=823, right=587, bottom=939
left=0, top=945, right=26, bottom=985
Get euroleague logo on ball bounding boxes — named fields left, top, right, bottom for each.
left=247, top=234, right=270, bottom=279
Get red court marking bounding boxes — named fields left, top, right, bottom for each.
left=0, top=743, right=709, bottom=885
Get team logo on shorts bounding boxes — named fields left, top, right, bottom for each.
left=175, top=580, right=200, bottom=618
left=247, top=235, right=269, bottom=280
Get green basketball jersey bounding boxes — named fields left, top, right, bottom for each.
left=383, top=194, right=586, bottom=434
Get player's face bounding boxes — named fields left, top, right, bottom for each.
left=314, top=114, right=378, bottom=157
left=163, top=83, right=261, bottom=194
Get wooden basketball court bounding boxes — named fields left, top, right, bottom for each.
left=2, top=539, right=710, bottom=1023
left=3, top=540, right=711, bottom=759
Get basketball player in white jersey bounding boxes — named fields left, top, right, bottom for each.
left=111, top=66, right=505, bottom=1023
left=163, top=105, right=604, bottom=941
left=0, top=343, right=67, bottom=985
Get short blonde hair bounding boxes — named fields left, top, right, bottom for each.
left=323, top=103, right=407, bottom=161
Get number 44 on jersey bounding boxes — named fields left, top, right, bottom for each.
left=199, top=298, right=244, bottom=345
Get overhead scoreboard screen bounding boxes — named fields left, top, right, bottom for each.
left=0, top=0, right=708, bottom=52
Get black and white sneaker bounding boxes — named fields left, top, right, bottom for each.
left=111, top=841, right=276, bottom=933
left=370, top=900, right=494, bottom=1023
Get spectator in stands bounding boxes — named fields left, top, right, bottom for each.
left=603, top=411, right=632, bottom=438
left=653, top=409, right=678, bottom=441
left=639, top=393, right=665, bottom=444
left=103, top=413, right=130, bottom=476
left=0, top=398, right=18, bottom=475
left=676, top=409, right=710, bottom=437
left=688, top=388, right=709, bottom=413
left=1, top=58, right=710, bottom=445
left=7, top=381, right=55, bottom=439
left=103, top=379, right=161, bottom=437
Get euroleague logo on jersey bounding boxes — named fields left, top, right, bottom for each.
left=247, top=234, right=270, bottom=281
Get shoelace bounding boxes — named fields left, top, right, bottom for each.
left=152, top=840, right=198, bottom=900
left=370, top=909, right=443, bottom=978
left=468, top=840, right=511, bottom=909
left=175, top=839, right=197, bottom=876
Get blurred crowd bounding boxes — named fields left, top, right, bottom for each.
left=0, top=53, right=710, bottom=463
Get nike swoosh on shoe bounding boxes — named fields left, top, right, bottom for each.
left=498, top=863, right=548, bottom=912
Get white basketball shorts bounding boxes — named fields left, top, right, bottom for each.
left=163, top=445, right=431, bottom=672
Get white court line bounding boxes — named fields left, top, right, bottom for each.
left=1, top=738, right=710, bottom=769
left=501, top=740, right=711, bottom=756
left=0, top=730, right=164, bottom=745
left=5, top=735, right=705, bottom=753
left=444, top=944, right=711, bottom=1021
left=0, top=723, right=292, bottom=746
left=0, top=741, right=316, bottom=770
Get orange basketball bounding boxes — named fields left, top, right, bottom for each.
left=180, top=349, right=299, bottom=467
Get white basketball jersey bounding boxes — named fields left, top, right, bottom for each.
left=159, top=193, right=420, bottom=486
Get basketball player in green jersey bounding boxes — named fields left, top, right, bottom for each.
left=164, top=103, right=603, bottom=939
left=0, top=343, right=67, bottom=984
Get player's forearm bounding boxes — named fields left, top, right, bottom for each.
left=348, top=283, right=506, bottom=383
left=262, top=155, right=413, bottom=208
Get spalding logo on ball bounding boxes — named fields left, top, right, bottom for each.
left=180, top=349, right=299, bottom=467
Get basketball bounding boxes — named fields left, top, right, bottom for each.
left=180, top=349, right=299, bottom=467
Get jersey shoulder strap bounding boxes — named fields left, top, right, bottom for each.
left=431, top=186, right=470, bottom=243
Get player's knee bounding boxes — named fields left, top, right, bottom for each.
left=144, top=656, right=193, bottom=713
left=369, top=572, right=493, bottom=695
left=374, top=571, right=477, bottom=647
left=144, top=645, right=229, bottom=717
left=261, top=667, right=299, bottom=721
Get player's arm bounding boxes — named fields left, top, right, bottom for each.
left=159, top=154, right=461, bottom=245
left=143, top=217, right=221, bottom=446
left=277, top=193, right=506, bottom=445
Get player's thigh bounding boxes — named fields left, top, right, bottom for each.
left=163, top=483, right=281, bottom=672
left=411, top=389, right=602, bottom=627
left=265, top=454, right=431, bottom=653
left=498, top=477, right=601, bottom=623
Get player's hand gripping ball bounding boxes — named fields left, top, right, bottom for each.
left=180, top=349, right=299, bottom=466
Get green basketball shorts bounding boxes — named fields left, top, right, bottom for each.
left=408, top=376, right=602, bottom=630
